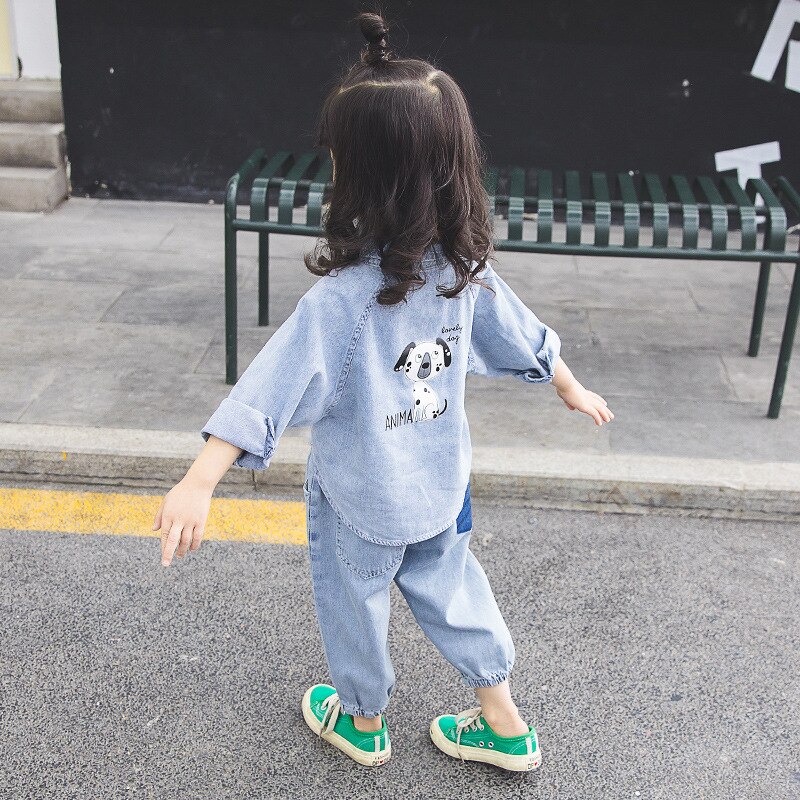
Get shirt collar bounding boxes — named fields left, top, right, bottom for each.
left=362, top=242, right=447, bottom=267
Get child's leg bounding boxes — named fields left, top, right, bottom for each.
left=475, top=681, right=529, bottom=736
left=305, top=472, right=405, bottom=729
left=393, top=524, right=528, bottom=736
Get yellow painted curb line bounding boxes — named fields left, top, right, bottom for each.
left=0, top=487, right=307, bottom=545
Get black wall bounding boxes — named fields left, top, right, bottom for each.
left=55, top=1, right=797, bottom=202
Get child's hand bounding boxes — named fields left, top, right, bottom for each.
left=152, top=477, right=213, bottom=567
left=556, top=381, right=614, bottom=426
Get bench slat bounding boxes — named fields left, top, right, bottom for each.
left=695, top=176, right=729, bottom=250
left=746, top=178, right=788, bottom=252
left=565, top=171, right=582, bottom=245
left=776, top=176, right=800, bottom=213
left=278, top=152, right=318, bottom=225
left=617, top=172, right=640, bottom=247
left=670, top=175, right=699, bottom=248
left=536, top=170, right=554, bottom=243
left=720, top=175, right=758, bottom=251
left=250, top=151, right=292, bottom=222
left=507, top=167, right=525, bottom=241
left=306, top=157, right=333, bottom=228
left=643, top=173, right=670, bottom=247
left=484, top=166, right=499, bottom=221
left=591, top=172, right=611, bottom=246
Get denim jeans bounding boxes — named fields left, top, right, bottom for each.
left=303, top=461, right=515, bottom=718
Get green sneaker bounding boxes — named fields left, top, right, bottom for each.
left=430, top=707, right=541, bottom=772
left=301, top=684, right=391, bottom=767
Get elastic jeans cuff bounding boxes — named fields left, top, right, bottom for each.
left=460, top=670, right=511, bottom=689
left=339, top=703, right=387, bottom=719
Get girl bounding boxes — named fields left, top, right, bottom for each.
left=153, top=12, right=613, bottom=772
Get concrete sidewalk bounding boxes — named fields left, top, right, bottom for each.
left=1, top=198, right=799, bottom=512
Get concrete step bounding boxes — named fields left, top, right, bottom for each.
left=0, top=79, right=63, bottom=123
left=0, top=121, right=65, bottom=167
left=0, top=165, right=68, bottom=211
left=1, top=422, right=799, bottom=520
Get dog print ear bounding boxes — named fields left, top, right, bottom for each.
left=436, top=338, right=452, bottom=367
left=394, top=342, right=416, bottom=371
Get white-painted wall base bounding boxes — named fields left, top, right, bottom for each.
left=10, top=0, right=60, bottom=78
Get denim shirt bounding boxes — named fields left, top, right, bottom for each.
left=201, top=244, right=561, bottom=545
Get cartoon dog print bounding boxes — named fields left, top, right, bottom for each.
left=393, top=338, right=452, bottom=420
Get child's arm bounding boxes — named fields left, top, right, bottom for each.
left=470, top=263, right=614, bottom=426
left=155, top=280, right=357, bottom=567
left=152, top=434, right=244, bottom=567
left=551, top=356, right=614, bottom=427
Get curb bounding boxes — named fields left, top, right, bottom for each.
left=1, top=423, right=799, bottom=521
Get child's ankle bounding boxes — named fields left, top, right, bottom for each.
left=352, top=714, right=383, bottom=733
left=482, top=706, right=529, bottom=737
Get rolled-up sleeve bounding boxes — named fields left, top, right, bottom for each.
left=468, top=264, right=561, bottom=383
left=201, top=398, right=277, bottom=470
left=200, top=283, right=350, bottom=470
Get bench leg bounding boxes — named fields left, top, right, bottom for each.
left=258, top=232, right=270, bottom=326
left=768, top=262, right=800, bottom=419
left=749, top=261, right=771, bottom=357
left=224, top=213, right=238, bottom=385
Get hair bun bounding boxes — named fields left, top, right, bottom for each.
left=358, top=12, right=392, bottom=64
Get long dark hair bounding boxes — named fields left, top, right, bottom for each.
left=305, top=11, right=493, bottom=305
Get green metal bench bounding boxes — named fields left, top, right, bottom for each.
left=224, top=149, right=800, bottom=418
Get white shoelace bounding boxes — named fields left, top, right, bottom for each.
left=454, top=707, right=485, bottom=762
left=319, top=693, right=342, bottom=737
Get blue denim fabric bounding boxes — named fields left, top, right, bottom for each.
left=304, top=458, right=514, bottom=717
left=202, top=244, right=561, bottom=546
left=456, top=482, right=472, bottom=534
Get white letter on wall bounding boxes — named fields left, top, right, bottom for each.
left=715, top=142, right=781, bottom=208
left=751, top=0, right=800, bottom=91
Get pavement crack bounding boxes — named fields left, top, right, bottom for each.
left=686, top=282, right=703, bottom=312
left=719, top=355, right=740, bottom=400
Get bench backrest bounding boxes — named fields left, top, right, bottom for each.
left=230, top=150, right=800, bottom=261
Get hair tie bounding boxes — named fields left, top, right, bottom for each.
left=359, top=13, right=393, bottom=65
left=366, top=36, right=390, bottom=64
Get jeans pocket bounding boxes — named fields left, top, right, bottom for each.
left=335, top=516, right=405, bottom=580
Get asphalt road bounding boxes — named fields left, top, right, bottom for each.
left=1, top=497, right=799, bottom=800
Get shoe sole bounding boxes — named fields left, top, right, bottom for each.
left=429, top=716, right=541, bottom=772
left=301, top=686, right=391, bottom=767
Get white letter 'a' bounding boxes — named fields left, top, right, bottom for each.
left=751, top=0, right=800, bottom=92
